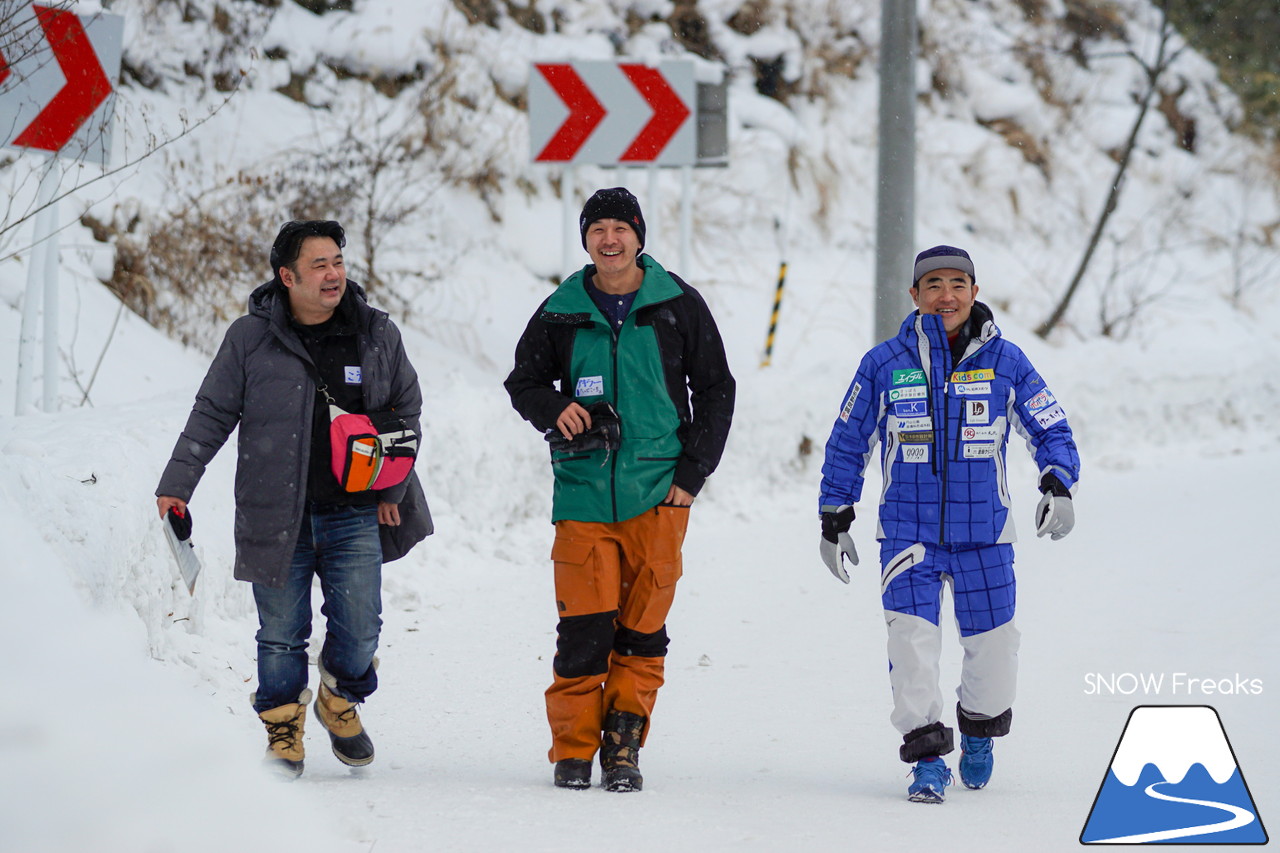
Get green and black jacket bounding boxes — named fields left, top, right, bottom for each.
left=505, top=255, right=735, bottom=523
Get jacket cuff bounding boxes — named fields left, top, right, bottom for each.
left=1039, top=469, right=1074, bottom=496
left=672, top=458, right=706, bottom=497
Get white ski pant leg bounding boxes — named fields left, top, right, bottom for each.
left=886, top=611, right=943, bottom=735
left=956, top=620, right=1020, bottom=718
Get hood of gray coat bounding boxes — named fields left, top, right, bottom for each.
left=247, top=278, right=372, bottom=330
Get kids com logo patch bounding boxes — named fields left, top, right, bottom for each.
left=1080, top=706, right=1267, bottom=845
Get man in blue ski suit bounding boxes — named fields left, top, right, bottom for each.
left=818, top=245, right=1079, bottom=802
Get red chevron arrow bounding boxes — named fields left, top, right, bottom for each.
left=12, top=4, right=111, bottom=152
left=618, top=64, right=690, bottom=162
left=534, top=64, right=606, bottom=162
left=0, top=47, right=10, bottom=87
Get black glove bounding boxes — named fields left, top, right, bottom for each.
left=166, top=506, right=192, bottom=541
left=1035, top=473, right=1074, bottom=540
left=546, top=401, right=621, bottom=453
left=819, top=505, right=858, bottom=583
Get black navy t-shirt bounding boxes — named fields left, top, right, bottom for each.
left=585, top=278, right=638, bottom=335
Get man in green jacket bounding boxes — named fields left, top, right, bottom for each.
left=505, top=187, right=735, bottom=792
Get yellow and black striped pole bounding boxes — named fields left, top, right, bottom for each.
left=760, top=259, right=787, bottom=367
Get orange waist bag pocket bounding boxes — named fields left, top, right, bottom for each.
left=328, top=404, right=418, bottom=492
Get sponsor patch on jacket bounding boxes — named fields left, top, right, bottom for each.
left=953, top=381, right=991, bottom=396
left=839, top=382, right=861, bottom=422
left=961, top=425, right=1000, bottom=441
left=966, top=399, right=989, bottom=425
left=893, top=400, right=928, bottom=419
left=1024, top=388, right=1057, bottom=413
left=898, top=430, right=934, bottom=444
left=951, top=368, right=994, bottom=383
left=889, top=385, right=927, bottom=402
left=963, top=443, right=997, bottom=459
left=892, top=368, right=925, bottom=386
left=896, top=417, right=933, bottom=431
left=1034, top=404, right=1066, bottom=428
left=344, top=366, right=362, bottom=384
left=575, top=375, right=604, bottom=397
left=901, top=444, right=929, bottom=464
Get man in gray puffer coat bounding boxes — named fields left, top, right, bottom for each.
left=156, top=220, right=430, bottom=779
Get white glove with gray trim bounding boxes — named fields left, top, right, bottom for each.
left=1035, top=474, right=1075, bottom=540
left=820, top=505, right=858, bottom=583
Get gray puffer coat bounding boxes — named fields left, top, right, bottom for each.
left=156, top=279, right=432, bottom=587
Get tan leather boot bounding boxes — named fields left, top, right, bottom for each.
left=315, top=681, right=375, bottom=766
left=256, top=688, right=312, bottom=779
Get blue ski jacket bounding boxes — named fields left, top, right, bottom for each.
left=819, top=303, right=1079, bottom=546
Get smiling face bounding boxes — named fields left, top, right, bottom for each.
left=280, top=235, right=345, bottom=325
left=584, top=218, right=641, bottom=278
left=911, top=268, right=979, bottom=335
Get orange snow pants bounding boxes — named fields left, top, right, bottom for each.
left=545, top=504, right=690, bottom=762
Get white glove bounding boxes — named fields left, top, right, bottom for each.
left=1035, top=488, right=1074, bottom=540
left=820, top=505, right=859, bottom=583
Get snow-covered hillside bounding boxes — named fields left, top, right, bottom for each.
left=0, top=0, right=1277, bottom=850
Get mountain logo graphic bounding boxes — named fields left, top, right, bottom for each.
left=1080, top=705, right=1268, bottom=844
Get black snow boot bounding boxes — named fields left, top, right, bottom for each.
left=554, top=758, right=592, bottom=789
left=600, top=709, right=646, bottom=792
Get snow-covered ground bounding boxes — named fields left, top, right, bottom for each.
left=1, top=0, right=1278, bottom=849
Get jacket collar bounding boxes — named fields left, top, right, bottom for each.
left=545, top=254, right=683, bottom=318
left=249, top=279, right=372, bottom=328
left=249, top=279, right=374, bottom=362
left=898, top=300, right=1000, bottom=350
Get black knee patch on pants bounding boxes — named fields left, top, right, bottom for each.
left=553, top=611, right=617, bottom=678
left=957, top=703, right=1012, bottom=737
left=613, top=624, right=669, bottom=658
left=900, top=721, right=955, bottom=763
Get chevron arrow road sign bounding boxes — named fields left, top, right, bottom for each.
left=0, top=3, right=123, bottom=165
left=529, top=60, right=696, bottom=166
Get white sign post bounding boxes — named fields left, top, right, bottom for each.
left=3, top=3, right=123, bottom=414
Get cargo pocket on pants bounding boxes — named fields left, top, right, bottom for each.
left=551, top=538, right=600, bottom=616
left=550, top=538, right=595, bottom=565
left=649, top=560, right=682, bottom=588
left=625, top=559, right=681, bottom=636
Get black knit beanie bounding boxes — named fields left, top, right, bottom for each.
left=579, top=187, right=646, bottom=250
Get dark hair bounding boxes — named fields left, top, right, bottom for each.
left=269, top=220, right=346, bottom=279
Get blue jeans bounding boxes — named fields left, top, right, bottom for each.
left=251, top=503, right=383, bottom=713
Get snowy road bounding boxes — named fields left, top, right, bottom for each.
left=4, top=431, right=1266, bottom=852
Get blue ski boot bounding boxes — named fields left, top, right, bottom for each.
left=908, top=756, right=953, bottom=803
left=959, top=734, right=993, bottom=789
